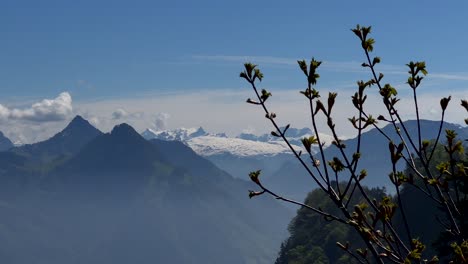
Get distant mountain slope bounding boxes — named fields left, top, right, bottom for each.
left=149, top=138, right=234, bottom=179
left=0, top=120, right=293, bottom=264
left=0, top=131, right=13, bottom=151
left=46, top=123, right=166, bottom=195
left=12, top=115, right=102, bottom=164
left=325, top=119, right=468, bottom=188
left=266, top=120, right=468, bottom=200
left=0, top=116, right=103, bottom=197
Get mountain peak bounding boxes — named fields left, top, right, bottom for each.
left=62, top=122, right=162, bottom=177
left=11, top=115, right=103, bottom=160
left=111, top=123, right=141, bottom=139
left=141, top=126, right=208, bottom=141
left=191, top=127, right=207, bottom=137
left=70, top=115, right=86, bottom=124
left=63, top=115, right=95, bottom=132
left=55, top=115, right=102, bottom=140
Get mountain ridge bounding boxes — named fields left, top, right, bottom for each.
left=0, top=117, right=293, bottom=263
left=11, top=115, right=103, bottom=164
left=0, top=131, right=13, bottom=151
left=266, top=119, right=468, bottom=201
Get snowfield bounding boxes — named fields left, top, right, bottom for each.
left=141, top=126, right=334, bottom=157
left=186, top=135, right=300, bottom=157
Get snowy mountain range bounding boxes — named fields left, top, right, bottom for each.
left=142, top=127, right=213, bottom=142
left=140, top=126, right=333, bottom=182
left=141, top=126, right=333, bottom=157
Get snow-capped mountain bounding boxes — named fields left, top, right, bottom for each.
left=142, top=127, right=210, bottom=141
left=140, top=126, right=317, bottom=180
left=142, top=127, right=304, bottom=157
left=142, top=126, right=230, bottom=141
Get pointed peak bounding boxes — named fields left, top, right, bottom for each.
left=190, top=127, right=208, bottom=137
left=71, top=115, right=86, bottom=123
left=52, top=115, right=101, bottom=140
left=63, top=115, right=96, bottom=131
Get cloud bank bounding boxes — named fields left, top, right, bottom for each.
left=0, top=88, right=466, bottom=145
left=0, top=92, right=73, bottom=122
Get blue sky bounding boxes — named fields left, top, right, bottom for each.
left=0, top=0, right=467, bottom=143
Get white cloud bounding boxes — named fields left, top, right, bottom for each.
left=112, top=108, right=129, bottom=120
left=152, top=112, right=170, bottom=130
left=111, top=108, right=145, bottom=123
left=0, top=92, right=73, bottom=122
left=0, top=104, right=10, bottom=120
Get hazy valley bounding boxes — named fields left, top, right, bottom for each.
left=0, top=115, right=466, bottom=263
